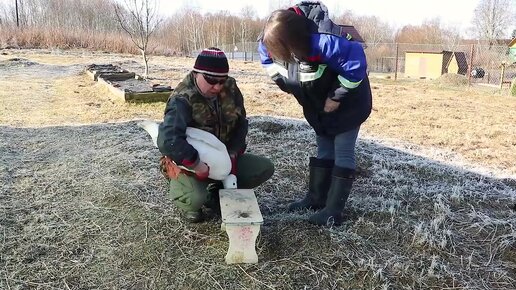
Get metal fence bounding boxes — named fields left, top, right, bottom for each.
left=199, top=42, right=515, bottom=88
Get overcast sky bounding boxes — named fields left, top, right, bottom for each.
left=2, top=0, right=510, bottom=36
left=159, top=0, right=482, bottom=31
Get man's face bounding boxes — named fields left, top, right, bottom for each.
left=195, top=73, right=227, bottom=97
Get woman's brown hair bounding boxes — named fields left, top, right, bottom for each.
left=263, top=9, right=312, bottom=62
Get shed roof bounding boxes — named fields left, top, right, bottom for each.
left=405, top=50, right=443, bottom=54
left=338, top=25, right=365, bottom=43
left=461, top=38, right=513, bottom=46
left=509, top=38, right=516, bottom=47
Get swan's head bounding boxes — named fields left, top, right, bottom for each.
left=222, top=174, right=237, bottom=189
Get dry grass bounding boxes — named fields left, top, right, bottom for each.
left=1, top=49, right=515, bottom=289
left=0, top=26, right=139, bottom=54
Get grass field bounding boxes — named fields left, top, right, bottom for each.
left=0, top=49, right=515, bottom=289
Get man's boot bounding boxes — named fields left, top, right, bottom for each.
left=204, top=182, right=223, bottom=217
left=168, top=173, right=210, bottom=223
left=184, top=210, right=204, bottom=223
left=288, top=157, right=333, bottom=211
left=309, top=166, right=354, bottom=226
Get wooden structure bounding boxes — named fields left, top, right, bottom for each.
left=404, top=51, right=468, bottom=79
left=509, top=38, right=516, bottom=63
left=219, top=189, right=263, bottom=264
left=338, top=25, right=365, bottom=43
left=86, top=64, right=172, bottom=103
left=85, top=64, right=135, bottom=81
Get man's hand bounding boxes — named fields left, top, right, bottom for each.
left=324, top=97, right=340, bottom=112
left=193, top=162, right=209, bottom=180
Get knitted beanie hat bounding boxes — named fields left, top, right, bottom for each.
left=193, top=47, right=229, bottom=77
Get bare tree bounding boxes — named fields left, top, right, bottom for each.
left=336, top=12, right=395, bottom=46
left=394, top=19, right=462, bottom=45
left=267, top=0, right=294, bottom=12
left=114, top=0, right=162, bottom=78
left=239, top=6, right=257, bottom=50
left=472, top=0, right=515, bottom=45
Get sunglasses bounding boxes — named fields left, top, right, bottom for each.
left=203, top=74, right=227, bottom=85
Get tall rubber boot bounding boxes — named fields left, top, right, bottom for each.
left=204, top=181, right=223, bottom=217
left=309, top=166, right=354, bottom=226
left=288, top=157, right=334, bottom=211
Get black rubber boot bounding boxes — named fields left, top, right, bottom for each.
left=288, top=157, right=334, bottom=211
left=184, top=210, right=204, bottom=223
left=309, top=166, right=354, bottom=226
left=204, top=182, right=223, bottom=217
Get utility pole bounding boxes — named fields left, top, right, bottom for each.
left=15, top=0, right=19, bottom=27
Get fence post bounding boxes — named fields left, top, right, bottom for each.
left=15, top=0, right=20, bottom=27
left=394, top=43, right=399, bottom=81
left=468, top=44, right=474, bottom=86
left=499, top=62, right=506, bottom=89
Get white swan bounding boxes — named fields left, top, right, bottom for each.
left=138, top=120, right=237, bottom=189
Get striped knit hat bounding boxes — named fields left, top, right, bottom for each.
left=193, top=47, right=229, bottom=77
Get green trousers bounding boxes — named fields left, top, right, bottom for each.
left=167, top=153, right=274, bottom=212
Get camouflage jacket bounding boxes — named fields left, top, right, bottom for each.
left=157, top=71, right=248, bottom=168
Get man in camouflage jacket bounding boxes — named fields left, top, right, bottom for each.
left=157, top=47, right=274, bottom=223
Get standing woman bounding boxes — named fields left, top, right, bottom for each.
left=258, top=2, right=372, bottom=226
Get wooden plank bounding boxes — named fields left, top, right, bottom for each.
left=86, top=64, right=130, bottom=81
left=89, top=64, right=172, bottom=103
left=85, top=70, right=97, bottom=81
left=97, top=77, right=126, bottom=100
left=220, top=189, right=263, bottom=225
left=96, top=72, right=136, bottom=81
left=125, top=91, right=170, bottom=103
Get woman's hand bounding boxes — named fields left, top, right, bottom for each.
left=324, top=97, right=340, bottom=112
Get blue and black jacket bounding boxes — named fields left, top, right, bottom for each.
left=258, top=1, right=372, bottom=136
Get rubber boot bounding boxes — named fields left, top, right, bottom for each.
left=309, top=166, right=354, bottom=226
left=184, top=210, right=204, bottom=223
left=204, top=182, right=223, bottom=217
left=288, top=157, right=334, bottom=211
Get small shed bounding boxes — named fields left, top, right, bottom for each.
left=509, top=38, right=516, bottom=63
left=338, top=25, right=365, bottom=43
left=404, top=50, right=468, bottom=79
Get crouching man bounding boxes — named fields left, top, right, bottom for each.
left=157, top=47, right=274, bottom=223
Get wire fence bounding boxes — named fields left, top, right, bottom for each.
left=198, top=42, right=516, bottom=88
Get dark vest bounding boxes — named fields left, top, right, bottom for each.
left=281, top=1, right=372, bottom=136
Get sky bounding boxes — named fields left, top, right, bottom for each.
left=0, top=0, right=490, bottom=35
left=159, top=0, right=482, bottom=32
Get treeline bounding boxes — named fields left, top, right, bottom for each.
left=0, top=0, right=513, bottom=55
left=0, top=0, right=267, bottom=55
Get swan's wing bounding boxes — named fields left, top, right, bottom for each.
left=187, top=137, right=231, bottom=180
left=137, top=122, right=231, bottom=180
left=186, top=127, right=228, bottom=152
